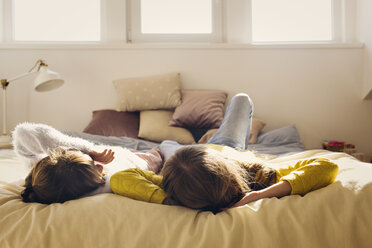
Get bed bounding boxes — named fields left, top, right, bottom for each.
left=0, top=127, right=372, bottom=248
left=1, top=77, right=372, bottom=247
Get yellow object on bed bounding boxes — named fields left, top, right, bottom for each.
left=1, top=149, right=372, bottom=248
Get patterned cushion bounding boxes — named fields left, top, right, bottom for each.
left=113, top=73, right=182, bottom=111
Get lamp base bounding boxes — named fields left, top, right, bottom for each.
left=0, top=135, right=13, bottom=148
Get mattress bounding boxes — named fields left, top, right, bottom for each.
left=1, top=146, right=372, bottom=248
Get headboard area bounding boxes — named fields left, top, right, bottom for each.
left=0, top=46, right=371, bottom=156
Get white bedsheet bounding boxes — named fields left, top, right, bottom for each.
left=0, top=149, right=29, bottom=184
left=1, top=149, right=372, bottom=248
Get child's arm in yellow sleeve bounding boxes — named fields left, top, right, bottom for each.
left=110, top=168, right=166, bottom=204
left=279, top=158, right=338, bottom=195
left=232, top=158, right=338, bottom=207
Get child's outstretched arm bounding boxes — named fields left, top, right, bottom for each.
left=12, top=122, right=95, bottom=167
left=132, top=149, right=164, bottom=174
left=110, top=168, right=166, bottom=204
left=232, top=181, right=292, bottom=207
left=233, top=158, right=338, bottom=208
left=277, top=158, right=338, bottom=195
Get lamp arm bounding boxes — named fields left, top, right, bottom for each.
left=7, top=71, right=37, bottom=83
left=3, top=59, right=45, bottom=84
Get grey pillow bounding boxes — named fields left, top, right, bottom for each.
left=249, top=125, right=305, bottom=155
left=256, top=125, right=303, bottom=146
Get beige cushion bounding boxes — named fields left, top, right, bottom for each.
left=198, top=118, right=266, bottom=144
left=138, top=110, right=195, bottom=144
left=249, top=118, right=266, bottom=144
left=113, top=73, right=182, bottom=111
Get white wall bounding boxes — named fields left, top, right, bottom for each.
left=358, top=0, right=372, bottom=99
left=1, top=45, right=371, bottom=158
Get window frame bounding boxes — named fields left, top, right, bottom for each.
left=128, top=0, right=223, bottom=43
left=0, top=0, right=357, bottom=45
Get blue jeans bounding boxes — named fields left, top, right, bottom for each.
left=206, top=93, right=253, bottom=151
left=159, top=93, right=253, bottom=159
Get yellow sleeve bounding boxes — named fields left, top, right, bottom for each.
left=110, top=168, right=166, bottom=204
left=277, top=158, right=338, bottom=195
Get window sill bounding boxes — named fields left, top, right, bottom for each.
left=0, top=42, right=364, bottom=50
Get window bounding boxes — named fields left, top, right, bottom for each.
left=13, top=0, right=101, bottom=41
left=0, top=0, right=356, bottom=45
left=130, top=0, right=222, bottom=42
left=251, top=0, right=333, bottom=42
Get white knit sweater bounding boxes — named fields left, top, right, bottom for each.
left=12, top=122, right=149, bottom=195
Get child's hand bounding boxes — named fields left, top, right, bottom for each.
left=232, top=181, right=292, bottom=208
left=231, top=191, right=260, bottom=208
left=89, top=149, right=115, bottom=164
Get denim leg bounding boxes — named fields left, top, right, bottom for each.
left=206, top=93, right=253, bottom=151
left=159, top=140, right=184, bottom=161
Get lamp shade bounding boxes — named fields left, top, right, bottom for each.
left=34, top=67, right=64, bottom=92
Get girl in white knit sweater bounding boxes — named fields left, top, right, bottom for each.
left=13, top=122, right=162, bottom=204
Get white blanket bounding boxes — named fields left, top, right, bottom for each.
left=0, top=149, right=371, bottom=248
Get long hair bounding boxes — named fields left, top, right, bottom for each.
left=161, top=146, right=243, bottom=213
left=161, top=145, right=276, bottom=213
left=21, top=147, right=105, bottom=204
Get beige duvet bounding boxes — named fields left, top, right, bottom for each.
left=0, top=149, right=372, bottom=248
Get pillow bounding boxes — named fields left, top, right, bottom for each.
left=249, top=125, right=305, bottom=155
left=256, top=125, right=303, bottom=146
left=83, top=110, right=139, bottom=138
left=197, top=118, right=266, bottom=144
left=159, top=140, right=184, bottom=161
left=138, top=110, right=195, bottom=144
left=113, top=73, right=182, bottom=111
left=197, top=129, right=218, bottom=144
left=248, top=118, right=266, bottom=144
left=169, top=90, right=227, bottom=129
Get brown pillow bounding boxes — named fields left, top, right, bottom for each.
left=169, top=90, right=228, bottom=129
left=197, top=118, right=266, bottom=144
left=83, top=110, right=139, bottom=138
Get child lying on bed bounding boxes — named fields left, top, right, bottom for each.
left=110, top=94, right=339, bottom=213
left=13, top=122, right=163, bottom=204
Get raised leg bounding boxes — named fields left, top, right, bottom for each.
left=207, top=93, right=253, bottom=151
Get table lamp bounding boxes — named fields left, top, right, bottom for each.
left=0, top=59, right=64, bottom=147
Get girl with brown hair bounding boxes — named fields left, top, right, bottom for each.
left=22, top=147, right=109, bottom=204
left=14, top=122, right=162, bottom=204
left=110, top=94, right=338, bottom=213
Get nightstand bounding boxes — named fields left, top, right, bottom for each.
left=0, top=134, right=13, bottom=149
left=0, top=142, right=13, bottom=149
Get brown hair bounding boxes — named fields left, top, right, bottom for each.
left=161, top=145, right=276, bottom=213
left=21, top=147, right=105, bottom=204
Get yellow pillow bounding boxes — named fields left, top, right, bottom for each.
left=138, top=110, right=195, bottom=145
left=113, top=73, right=182, bottom=111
